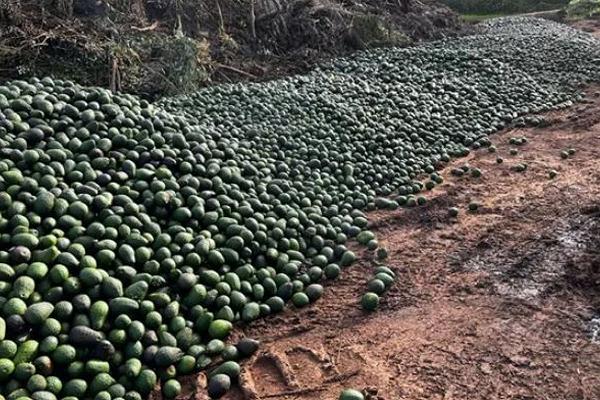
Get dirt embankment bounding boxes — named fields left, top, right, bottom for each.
left=571, top=17, right=600, bottom=35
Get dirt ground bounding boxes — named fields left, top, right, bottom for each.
left=167, top=22, right=600, bottom=400
left=570, top=18, right=600, bottom=35
left=178, top=93, right=600, bottom=400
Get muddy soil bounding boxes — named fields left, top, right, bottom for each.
left=571, top=18, right=600, bottom=37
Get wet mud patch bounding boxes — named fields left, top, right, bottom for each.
left=461, top=211, right=600, bottom=302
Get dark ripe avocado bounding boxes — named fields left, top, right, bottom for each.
left=208, top=374, right=231, bottom=399
left=236, top=338, right=260, bottom=358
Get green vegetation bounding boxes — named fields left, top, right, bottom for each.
left=566, top=0, right=600, bottom=18
left=0, top=16, right=597, bottom=400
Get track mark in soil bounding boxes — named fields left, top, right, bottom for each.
left=285, top=346, right=329, bottom=386
left=247, top=352, right=300, bottom=397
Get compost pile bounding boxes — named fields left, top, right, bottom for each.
left=0, top=17, right=598, bottom=400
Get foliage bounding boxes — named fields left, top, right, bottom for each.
left=566, top=0, right=600, bottom=17
left=144, top=36, right=211, bottom=96
left=350, top=13, right=411, bottom=48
